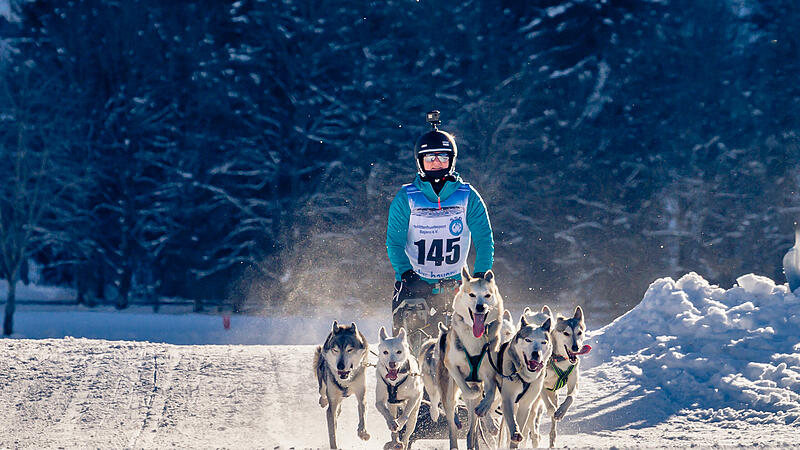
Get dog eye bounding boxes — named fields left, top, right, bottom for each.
left=541, top=341, right=547, bottom=345
left=577, top=331, right=583, bottom=336
left=383, top=350, right=388, bottom=355
left=396, top=350, right=402, bottom=354
left=332, top=348, right=339, bottom=353
left=563, top=332, right=570, bottom=336
left=484, top=294, right=491, bottom=298
left=469, top=293, right=476, bottom=297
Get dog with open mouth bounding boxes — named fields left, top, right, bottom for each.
left=494, top=312, right=553, bottom=448
left=375, top=326, right=424, bottom=450
left=313, top=321, right=371, bottom=449
left=440, top=267, right=504, bottom=450
left=532, top=306, right=592, bottom=448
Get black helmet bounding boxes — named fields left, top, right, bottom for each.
left=414, top=111, right=458, bottom=180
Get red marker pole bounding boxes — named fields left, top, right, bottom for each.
left=223, top=314, right=231, bottom=330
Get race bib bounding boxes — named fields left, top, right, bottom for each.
left=404, top=183, right=471, bottom=279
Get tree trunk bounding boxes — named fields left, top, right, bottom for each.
left=3, top=272, right=17, bottom=336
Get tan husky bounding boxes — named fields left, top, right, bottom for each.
left=440, top=267, right=504, bottom=450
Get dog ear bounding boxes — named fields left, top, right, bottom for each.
left=503, top=309, right=512, bottom=322
left=379, top=326, right=388, bottom=341
left=461, top=266, right=472, bottom=283
left=398, top=327, right=406, bottom=341
left=483, top=270, right=494, bottom=283
left=438, top=321, right=447, bottom=334
left=332, top=320, right=339, bottom=333
left=520, top=314, right=529, bottom=328
left=574, top=306, right=583, bottom=321
left=522, top=306, right=531, bottom=317
left=541, top=317, right=551, bottom=332
left=542, top=305, right=552, bottom=316
left=350, top=322, right=358, bottom=335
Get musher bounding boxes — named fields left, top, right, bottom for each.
left=386, top=110, right=494, bottom=344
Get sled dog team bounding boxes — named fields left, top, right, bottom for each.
left=314, top=267, right=591, bottom=449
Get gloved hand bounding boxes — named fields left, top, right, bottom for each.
left=399, top=269, right=431, bottom=297
left=401, top=269, right=421, bottom=284
left=472, top=272, right=486, bottom=279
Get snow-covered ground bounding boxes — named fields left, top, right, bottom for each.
left=0, top=272, right=798, bottom=448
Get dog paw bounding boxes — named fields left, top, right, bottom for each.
left=387, top=419, right=399, bottom=432
left=318, top=396, right=328, bottom=408
left=383, top=441, right=403, bottom=450
left=511, top=432, right=523, bottom=443
left=554, top=405, right=569, bottom=421
left=358, top=428, right=370, bottom=441
left=454, top=414, right=463, bottom=430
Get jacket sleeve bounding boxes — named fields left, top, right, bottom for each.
left=466, top=186, right=494, bottom=274
left=387, top=188, right=412, bottom=280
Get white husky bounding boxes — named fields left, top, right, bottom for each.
left=314, top=321, right=371, bottom=449
left=532, top=306, right=591, bottom=448
left=376, top=326, right=424, bottom=450
left=495, top=313, right=553, bottom=448
left=500, top=309, right=515, bottom=343
left=440, top=267, right=504, bottom=450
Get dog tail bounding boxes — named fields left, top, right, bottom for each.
left=313, top=345, right=325, bottom=390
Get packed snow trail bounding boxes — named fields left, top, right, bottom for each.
left=0, top=339, right=795, bottom=448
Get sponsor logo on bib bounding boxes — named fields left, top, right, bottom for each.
left=449, top=217, right=464, bottom=236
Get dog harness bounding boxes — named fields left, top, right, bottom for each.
left=546, top=358, right=575, bottom=392
left=491, top=341, right=531, bottom=403
left=382, top=375, right=408, bottom=404
left=464, top=342, right=490, bottom=383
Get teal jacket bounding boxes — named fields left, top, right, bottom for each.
left=386, top=173, right=494, bottom=282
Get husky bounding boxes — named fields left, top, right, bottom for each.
left=500, top=309, right=515, bottom=343
left=532, top=306, right=591, bottom=448
left=376, top=326, right=424, bottom=450
left=418, top=321, right=448, bottom=424
left=495, top=313, right=553, bottom=448
left=520, top=305, right=553, bottom=329
left=440, top=267, right=504, bottom=450
left=314, top=321, right=371, bottom=449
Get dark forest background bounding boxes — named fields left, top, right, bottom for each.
left=1, top=0, right=799, bottom=329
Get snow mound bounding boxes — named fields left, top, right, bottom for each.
left=585, top=272, right=800, bottom=426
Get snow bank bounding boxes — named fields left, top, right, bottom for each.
left=586, top=272, right=800, bottom=425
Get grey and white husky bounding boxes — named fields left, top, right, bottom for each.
left=496, top=313, right=553, bottom=448
left=376, top=326, right=424, bottom=450
left=532, top=306, right=590, bottom=448
left=313, top=321, right=371, bottom=449
left=440, top=267, right=504, bottom=450
left=418, top=321, right=448, bottom=424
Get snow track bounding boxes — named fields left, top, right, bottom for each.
left=1, top=336, right=798, bottom=448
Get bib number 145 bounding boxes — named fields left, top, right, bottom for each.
left=413, top=238, right=460, bottom=266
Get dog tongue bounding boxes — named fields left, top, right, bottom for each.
left=386, top=369, right=398, bottom=381
left=472, top=312, right=486, bottom=338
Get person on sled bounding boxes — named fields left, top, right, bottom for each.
left=386, top=110, right=494, bottom=346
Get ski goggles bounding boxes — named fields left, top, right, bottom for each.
left=421, top=152, right=451, bottom=163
